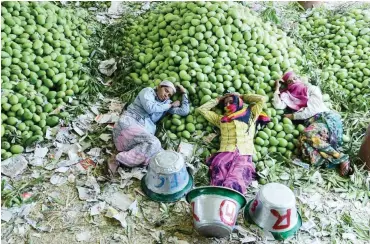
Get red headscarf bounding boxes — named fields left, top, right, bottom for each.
left=220, top=94, right=271, bottom=126
left=280, top=71, right=309, bottom=111
left=221, top=95, right=250, bottom=123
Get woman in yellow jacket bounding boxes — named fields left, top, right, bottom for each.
left=196, top=94, right=267, bottom=194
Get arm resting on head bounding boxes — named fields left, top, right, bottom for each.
left=196, top=99, right=221, bottom=127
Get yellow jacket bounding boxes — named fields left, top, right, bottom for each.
left=196, top=94, right=266, bottom=155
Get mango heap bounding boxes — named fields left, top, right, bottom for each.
left=120, top=1, right=306, bottom=163
left=1, top=1, right=92, bottom=158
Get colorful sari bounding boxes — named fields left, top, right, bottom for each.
left=299, top=111, right=349, bottom=168
left=205, top=94, right=263, bottom=194
left=206, top=150, right=256, bottom=194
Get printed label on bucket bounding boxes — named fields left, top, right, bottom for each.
left=147, top=166, right=189, bottom=194
left=219, top=200, right=237, bottom=226
left=249, top=202, right=297, bottom=232
left=191, top=197, right=238, bottom=226
left=271, top=209, right=291, bottom=230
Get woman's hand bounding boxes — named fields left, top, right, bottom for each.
left=284, top=114, right=293, bottom=120
left=217, top=94, right=231, bottom=104
left=275, top=79, right=282, bottom=91
left=171, top=101, right=181, bottom=108
left=177, top=85, right=186, bottom=94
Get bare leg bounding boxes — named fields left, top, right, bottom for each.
left=107, top=154, right=119, bottom=176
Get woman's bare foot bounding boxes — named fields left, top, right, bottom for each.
left=107, top=155, right=119, bottom=176
left=339, top=161, right=354, bottom=177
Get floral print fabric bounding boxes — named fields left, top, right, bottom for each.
left=299, top=111, right=348, bottom=168
left=113, top=114, right=162, bottom=167
left=206, top=150, right=256, bottom=194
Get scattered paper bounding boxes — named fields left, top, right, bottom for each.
left=34, top=147, right=48, bottom=158
left=105, top=207, right=127, bottom=228
left=76, top=187, right=99, bottom=202
left=87, top=148, right=101, bottom=157
left=105, top=191, right=133, bottom=211
left=29, top=157, right=44, bottom=167
left=109, top=101, right=125, bottom=113
left=55, top=166, right=70, bottom=173
left=342, top=233, right=357, bottom=241
left=57, top=159, right=79, bottom=168
left=279, top=172, right=290, bottom=180
left=301, top=220, right=316, bottom=231
left=118, top=168, right=145, bottom=188
left=98, top=58, right=117, bottom=76
left=31, top=170, right=41, bottom=178
left=55, top=127, right=73, bottom=144
left=1, top=155, right=28, bottom=178
left=102, top=186, right=133, bottom=211
left=119, top=167, right=145, bottom=181
left=19, top=203, right=36, bottom=217
left=67, top=144, right=81, bottom=161
left=240, top=236, right=257, bottom=243
left=99, top=133, right=111, bottom=142
left=85, top=176, right=100, bottom=193
left=73, top=124, right=85, bottom=136
left=235, top=225, right=257, bottom=239
left=262, top=230, right=275, bottom=240
left=45, top=127, right=54, bottom=140
left=310, top=171, right=324, bottom=184
left=26, top=217, right=51, bottom=232
left=68, top=174, right=76, bottom=183
left=178, top=141, right=195, bottom=162
left=76, top=158, right=96, bottom=171
left=251, top=181, right=259, bottom=188
left=90, top=106, right=99, bottom=115
left=90, top=202, right=106, bottom=216
left=50, top=174, right=67, bottom=186
left=107, top=1, right=125, bottom=16
left=1, top=209, right=13, bottom=222
left=76, top=231, right=91, bottom=242
left=53, top=143, right=70, bottom=161
left=94, top=113, right=119, bottom=124
left=142, top=1, right=150, bottom=10
left=76, top=176, right=100, bottom=201
left=128, top=200, right=138, bottom=215
left=292, top=158, right=310, bottom=169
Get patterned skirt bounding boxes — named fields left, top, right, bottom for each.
left=112, top=114, right=162, bottom=167
left=206, top=150, right=256, bottom=194
left=299, top=111, right=349, bottom=168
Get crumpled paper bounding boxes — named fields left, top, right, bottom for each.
left=1, top=155, right=28, bottom=178
left=98, top=58, right=117, bottom=76
left=105, top=207, right=127, bottom=228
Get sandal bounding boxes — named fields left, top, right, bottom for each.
left=339, top=161, right=354, bottom=177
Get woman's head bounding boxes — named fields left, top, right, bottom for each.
left=282, top=71, right=298, bottom=85
left=222, top=94, right=243, bottom=114
left=157, top=80, right=176, bottom=101
left=223, top=95, right=234, bottom=107
left=220, top=94, right=253, bottom=124
left=280, top=71, right=309, bottom=111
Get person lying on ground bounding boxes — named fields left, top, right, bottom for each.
left=196, top=93, right=267, bottom=194
left=109, top=81, right=189, bottom=174
left=273, top=71, right=353, bottom=176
